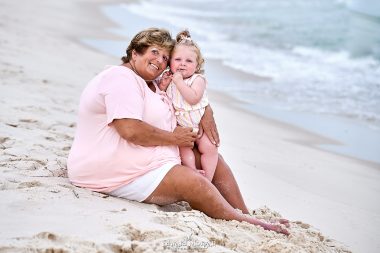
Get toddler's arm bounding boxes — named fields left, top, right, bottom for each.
left=172, top=73, right=206, bottom=105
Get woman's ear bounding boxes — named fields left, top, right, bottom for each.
left=131, top=49, right=138, bottom=60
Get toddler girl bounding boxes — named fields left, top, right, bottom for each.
left=159, top=30, right=218, bottom=181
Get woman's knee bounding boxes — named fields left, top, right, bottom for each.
left=216, top=153, right=228, bottom=170
left=214, top=153, right=233, bottom=180
left=171, top=166, right=211, bottom=198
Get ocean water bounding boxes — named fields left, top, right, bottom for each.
left=119, top=0, right=380, bottom=126
left=84, top=0, right=380, bottom=163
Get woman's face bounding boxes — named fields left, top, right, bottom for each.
left=132, top=46, right=170, bottom=80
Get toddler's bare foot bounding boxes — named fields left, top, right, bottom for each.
left=197, top=169, right=206, bottom=176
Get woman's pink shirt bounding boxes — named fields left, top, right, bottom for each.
left=67, top=66, right=180, bottom=193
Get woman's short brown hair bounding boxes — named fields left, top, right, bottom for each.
left=121, top=28, right=175, bottom=63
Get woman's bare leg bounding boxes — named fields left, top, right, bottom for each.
left=212, top=154, right=250, bottom=214
left=193, top=148, right=249, bottom=214
left=144, top=165, right=288, bottom=235
left=208, top=154, right=289, bottom=226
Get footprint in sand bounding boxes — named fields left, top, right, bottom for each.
left=122, top=223, right=168, bottom=242
left=17, top=180, right=43, bottom=189
left=294, top=221, right=311, bottom=229
left=4, top=119, right=41, bottom=130
left=6, top=231, right=121, bottom=252
left=118, top=223, right=181, bottom=252
left=5, top=122, right=18, bottom=128
left=0, top=136, right=10, bottom=149
left=18, top=118, right=42, bottom=130
left=19, top=118, right=39, bottom=124
left=35, top=232, right=57, bottom=241
left=0, top=178, right=21, bottom=190
left=0, top=158, right=47, bottom=174
left=0, top=136, right=10, bottom=144
left=158, top=201, right=192, bottom=212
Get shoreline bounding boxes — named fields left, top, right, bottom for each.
left=0, top=0, right=379, bottom=252
left=195, top=56, right=380, bottom=166
left=208, top=89, right=380, bottom=170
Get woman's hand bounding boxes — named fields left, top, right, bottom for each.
left=158, top=70, right=172, bottom=91
left=173, top=126, right=197, bottom=147
left=113, top=119, right=195, bottom=147
left=200, top=105, right=220, bottom=146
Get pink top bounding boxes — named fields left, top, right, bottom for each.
left=67, top=66, right=180, bottom=193
left=166, top=74, right=209, bottom=128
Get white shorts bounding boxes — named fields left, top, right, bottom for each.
left=109, top=162, right=177, bottom=202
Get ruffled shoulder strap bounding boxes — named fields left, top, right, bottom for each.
left=186, top=73, right=205, bottom=87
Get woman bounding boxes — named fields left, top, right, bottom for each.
left=67, top=28, right=289, bottom=235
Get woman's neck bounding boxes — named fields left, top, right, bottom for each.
left=146, top=81, right=156, bottom=92
left=122, top=62, right=133, bottom=71
left=122, top=63, right=156, bottom=92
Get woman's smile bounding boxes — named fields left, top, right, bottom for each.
left=149, top=63, right=159, bottom=70
left=133, top=46, right=170, bottom=80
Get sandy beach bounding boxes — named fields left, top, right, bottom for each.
left=1, top=0, right=379, bottom=252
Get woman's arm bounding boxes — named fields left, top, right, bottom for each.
left=112, top=118, right=196, bottom=147
left=200, top=105, right=220, bottom=146
left=173, top=73, right=206, bottom=105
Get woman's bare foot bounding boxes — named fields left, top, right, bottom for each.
left=279, top=218, right=290, bottom=227
left=262, top=223, right=290, bottom=236
left=244, top=216, right=290, bottom=236
left=269, top=218, right=290, bottom=227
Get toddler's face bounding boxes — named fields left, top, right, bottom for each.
left=170, top=45, right=198, bottom=79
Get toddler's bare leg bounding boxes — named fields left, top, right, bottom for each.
left=180, top=146, right=206, bottom=176
left=197, top=134, right=218, bottom=181
left=179, top=146, right=197, bottom=170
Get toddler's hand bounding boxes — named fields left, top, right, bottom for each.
left=172, top=71, right=184, bottom=84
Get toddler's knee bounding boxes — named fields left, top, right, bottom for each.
left=181, top=153, right=195, bottom=161
left=199, top=141, right=218, bottom=154
left=181, top=154, right=196, bottom=168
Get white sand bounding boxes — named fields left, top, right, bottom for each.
left=0, top=0, right=379, bottom=252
